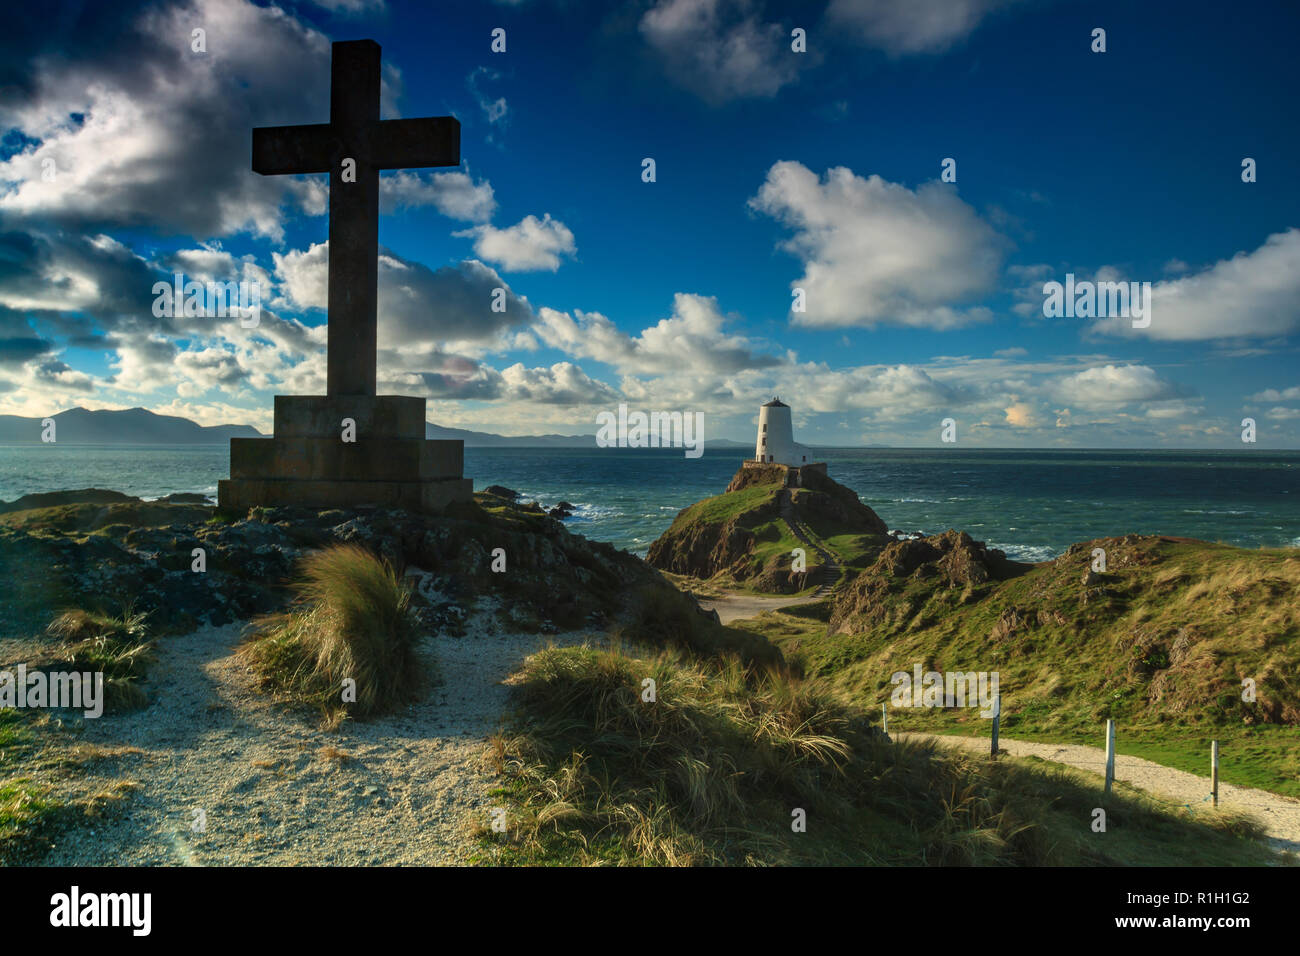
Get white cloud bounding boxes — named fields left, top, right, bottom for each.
left=1054, top=364, right=1182, bottom=410
left=640, top=0, right=801, bottom=103
left=455, top=214, right=576, bottom=272
left=824, top=0, right=1020, bottom=55
left=271, top=242, right=533, bottom=345
left=381, top=170, right=497, bottom=223
left=1004, top=401, right=1037, bottom=427
left=499, top=362, right=620, bottom=404
left=534, top=293, right=782, bottom=378
left=1251, top=385, right=1300, bottom=402
left=467, top=67, right=509, bottom=128
left=1091, top=229, right=1300, bottom=341
left=749, top=161, right=1004, bottom=329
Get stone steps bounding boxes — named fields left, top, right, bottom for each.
left=778, top=489, right=842, bottom=597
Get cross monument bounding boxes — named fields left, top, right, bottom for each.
left=218, top=40, right=473, bottom=514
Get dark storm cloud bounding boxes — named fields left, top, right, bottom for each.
left=0, top=0, right=333, bottom=238
left=0, top=335, right=52, bottom=365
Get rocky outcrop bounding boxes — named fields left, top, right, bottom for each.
left=0, top=488, right=141, bottom=515
left=829, top=530, right=1031, bottom=634
left=0, top=493, right=667, bottom=641
left=646, top=508, right=773, bottom=580
left=647, top=464, right=888, bottom=587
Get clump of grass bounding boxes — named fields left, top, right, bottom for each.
left=0, top=778, right=63, bottom=863
left=43, top=607, right=154, bottom=710
left=616, top=582, right=783, bottom=667
left=483, top=645, right=1276, bottom=866
left=241, top=543, right=423, bottom=725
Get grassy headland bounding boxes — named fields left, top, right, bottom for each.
left=646, top=464, right=891, bottom=592
left=650, top=465, right=1300, bottom=799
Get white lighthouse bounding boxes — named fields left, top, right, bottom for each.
left=754, top=397, right=812, bottom=466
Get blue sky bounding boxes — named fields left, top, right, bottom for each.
left=1, top=0, right=1298, bottom=446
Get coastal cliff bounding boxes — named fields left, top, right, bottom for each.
left=646, top=463, right=890, bottom=592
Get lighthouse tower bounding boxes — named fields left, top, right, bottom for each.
left=754, top=397, right=811, bottom=465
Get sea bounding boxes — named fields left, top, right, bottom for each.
left=1, top=445, right=1297, bottom=562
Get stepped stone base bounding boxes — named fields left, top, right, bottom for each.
left=217, top=394, right=473, bottom=514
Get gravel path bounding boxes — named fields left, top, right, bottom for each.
left=696, top=592, right=817, bottom=624
left=901, top=732, right=1300, bottom=856
left=34, top=608, right=579, bottom=866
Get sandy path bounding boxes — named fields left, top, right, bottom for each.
left=696, top=592, right=816, bottom=624
left=901, top=732, right=1300, bottom=856
left=33, top=607, right=581, bottom=866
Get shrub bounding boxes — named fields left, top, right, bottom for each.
left=43, top=607, right=154, bottom=710
left=242, top=543, right=423, bottom=724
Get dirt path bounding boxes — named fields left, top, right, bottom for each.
left=901, top=732, right=1300, bottom=856
left=33, top=604, right=581, bottom=866
left=696, top=592, right=817, bottom=624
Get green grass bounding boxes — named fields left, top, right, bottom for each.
left=652, top=478, right=889, bottom=593
left=894, top=720, right=1300, bottom=800
left=749, top=535, right=1300, bottom=797
left=476, top=644, right=1280, bottom=866
left=617, top=581, right=783, bottom=667
left=40, top=607, right=155, bottom=711
left=0, top=778, right=63, bottom=861
left=241, top=542, right=425, bottom=726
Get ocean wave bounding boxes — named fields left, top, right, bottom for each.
left=991, top=542, right=1062, bottom=563
left=571, top=503, right=621, bottom=520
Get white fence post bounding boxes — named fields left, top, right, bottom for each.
left=1211, top=740, right=1220, bottom=808
left=1104, top=719, right=1116, bottom=794
left=990, top=693, right=1001, bottom=758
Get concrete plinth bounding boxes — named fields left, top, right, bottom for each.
left=217, top=394, right=473, bottom=514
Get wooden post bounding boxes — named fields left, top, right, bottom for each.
left=990, top=693, right=1000, bottom=758
left=881, top=703, right=888, bottom=737
left=1211, top=739, right=1220, bottom=808
left=1104, top=719, right=1116, bottom=794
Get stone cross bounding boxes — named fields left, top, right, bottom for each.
left=252, top=39, right=460, bottom=396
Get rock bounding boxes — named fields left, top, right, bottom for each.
left=1082, top=569, right=1103, bottom=586
left=483, top=485, right=520, bottom=500
left=0, top=488, right=140, bottom=515
left=548, top=504, right=574, bottom=519
left=991, top=606, right=1027, bottom=641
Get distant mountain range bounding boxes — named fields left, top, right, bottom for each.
left=0, top=407, right=755, bottom=448
left=425, top=422, right=750, bottom=448
left=0, top=407, right=261, bottom=444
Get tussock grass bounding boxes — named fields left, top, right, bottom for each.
left=42, top=607, right=154, bottom=710
left=242, top=543, right=423, bottom=725
left=616, top=582, right=782, bottom=666
left=0, top=778, right=62, bottom=862
left=482, top=645, right=1278, bottom=866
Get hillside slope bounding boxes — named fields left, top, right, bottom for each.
left=756, top=532, right=1300, bottom=794
left=646, top=464, right=890, bottom=592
